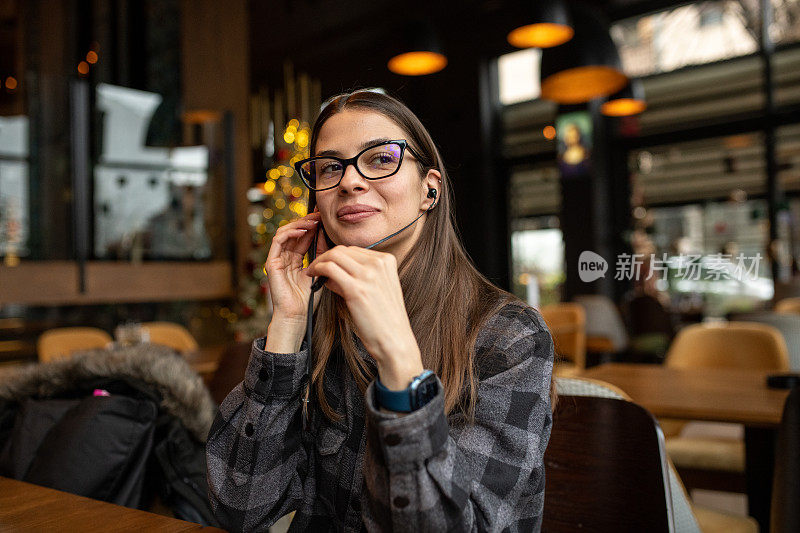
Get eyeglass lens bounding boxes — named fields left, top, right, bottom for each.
left=299, top=142, right=403, bottom=190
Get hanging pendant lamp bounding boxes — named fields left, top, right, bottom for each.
left=539, top=6, right=628, bottom=104
left=387, top=19, right=447, bottom=76
left=601, top=78, right=647, bottom=116
left=507, top=0, right=574, bottom=49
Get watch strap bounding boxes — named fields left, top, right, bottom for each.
left=375, top=370, right=435, bottom=413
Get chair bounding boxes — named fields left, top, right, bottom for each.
left=662, top=322, right=790, bottom=494
left=37, top=327, right=113, bottom=363
left=556, top=377, right=758, bottom=533
left=540, top=303, right=586, bottom=377
left=666, top=322, right=789, bottom=371
left=206, top=341, right=251, bottom=405
left=775, top=296, right=800, bottom=315
left=544, top=388, right=674, bottom=532
left=140, top=322, right=199, bottom=354
left=573, top=294, right=629, bottom=356
left=622, top=293, right=676, bottom=362
left=771, top=386, right=800, bottom=533
left=731, top=312, right=800, bottom=371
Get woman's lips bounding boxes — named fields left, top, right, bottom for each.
left=336, top=205, right=379, bottom=223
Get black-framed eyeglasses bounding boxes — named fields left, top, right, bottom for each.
left=294, top=139, right=422, bottom=192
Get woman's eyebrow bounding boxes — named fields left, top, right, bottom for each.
left=316, top=137, right=394, bottom=157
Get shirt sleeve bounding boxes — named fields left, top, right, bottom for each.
left=205, top=336, right=311, bottom=533
left=361, top=304, right=554, bottom=532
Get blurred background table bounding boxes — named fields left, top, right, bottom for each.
left=579, top=363, right=789, bottom=426
left=0, top=477, right=226, bottom=532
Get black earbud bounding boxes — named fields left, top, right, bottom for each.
left=427, top=188, right=438, bottom=210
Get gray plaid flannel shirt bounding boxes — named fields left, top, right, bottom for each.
left=206, top=301, right=554, bottom=532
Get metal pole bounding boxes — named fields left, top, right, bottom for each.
left=69, top=79, right=91, bottom=293
left=762, top=0, right=781, bottom=287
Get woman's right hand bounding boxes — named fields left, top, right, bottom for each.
left=264, top=211, right=327, bottom=352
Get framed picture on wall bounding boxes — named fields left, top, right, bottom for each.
left=556, top=111, right=592, bottom=178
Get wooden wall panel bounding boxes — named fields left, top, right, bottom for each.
left=0, top=261, right=232, bottom=305
left=0, top=261, right=78, bottom=305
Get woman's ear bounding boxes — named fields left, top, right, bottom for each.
left=422, top=169, right=442, bottom=210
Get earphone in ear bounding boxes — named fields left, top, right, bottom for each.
left=427, top=188, right=437, bottom=206
left=426, top=188, right=438, bottom=210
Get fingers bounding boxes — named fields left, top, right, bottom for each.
left=315, top=225, right=331, bottom=257
left=266, top=213, right=321, bottom=265
left=307, top=246, right=367, bottom=279
left=343, top=246, right=398, bottom=272
left=306, top=260, right=353, bottom=297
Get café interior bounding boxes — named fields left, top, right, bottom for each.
left=1, top=0, right=800, bottom=531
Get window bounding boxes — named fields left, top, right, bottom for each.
left=511, top=219, right=564, bottom=307
left=629, top=133, right=777, bottom=317
left=497, top=49, right=541, bottom=106
left=630, top=133, right=766, bottom=205
left=699, top=6, right=724, bottom=27
left=93, top=84, right=213, bottom=260
left=771, top=0, right=800, bottom=44
left=611, top=1, right=760, bottom=77
left=642, top=200, right=773, bottom=317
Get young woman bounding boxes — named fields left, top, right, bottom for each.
left=206, top=90, right=555, bottom=532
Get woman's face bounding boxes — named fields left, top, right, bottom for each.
left=313, top=108, right=438, bottom=260
left=565, top=124, right=580, bottom=145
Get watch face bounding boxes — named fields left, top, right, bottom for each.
left=414, top=374, right=439, bottom=409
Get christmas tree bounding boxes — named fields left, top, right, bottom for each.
left=233, top=118, right=311, bottom=341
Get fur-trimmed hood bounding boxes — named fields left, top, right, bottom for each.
left=0, top=344, right=216, bottom=442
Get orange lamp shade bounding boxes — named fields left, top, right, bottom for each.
left=541, top=66, right=628, bottom=105
left=601, top=97, right=647, bottom=116
left=508, top=23, right=574, bottom=48
left=388, top=51, right=447, bottom=76
left=183, top=109, right=222, bottom=124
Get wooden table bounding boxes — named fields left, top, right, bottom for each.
left=579, top=363, right=789, bottom=427
left=578, top=363, right=791, bottom=531
left=0, top=476, right=227, bottom=532
left=185, top=344, right=226, bottom=382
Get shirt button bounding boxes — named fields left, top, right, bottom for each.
left=245, top=423, right=254, bottom=437
left=393, top=496, right=409, bottom=509
left=258, top=368, right=269, bottom=381
left=384, top=433, right=402, bottom=446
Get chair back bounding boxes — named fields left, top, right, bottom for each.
left=775, top=296, right=800, bottom=315
left=140, top=322, right=199, bottom=354
left=771, top=386, right=800, bottom=533
left=37, top=327, right=113, bottom=363
left=665, top=322, right=789, bottom=371
left=574, top=294, right=629, bottom=352
left=206, top=341, right=251, bottom=405
left=545, top=394, right=674, bottom=532
left=556, top=377, right=700, bottom=533
left=734, top=312, right=800, bottom=371
left=540, top=303, right=586, bottom=370
left=625, top=293, right=675, bottom=339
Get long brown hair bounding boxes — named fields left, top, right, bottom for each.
left=307, top=90, right=551, bottom=421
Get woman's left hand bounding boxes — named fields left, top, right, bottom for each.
left=305, top=246, right=424, bottom=390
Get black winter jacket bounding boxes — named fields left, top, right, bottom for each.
left=0, top=344, right=219, bottom=526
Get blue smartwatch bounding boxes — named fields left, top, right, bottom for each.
left=375, top=370, right=439, bottom=412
